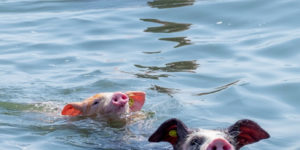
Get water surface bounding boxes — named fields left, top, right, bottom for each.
left=0, top=0, right=300, bottom=149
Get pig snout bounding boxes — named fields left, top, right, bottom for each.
left=207, top=138, right=232, bottom=150
left=112, top=92, right=129, bottom=107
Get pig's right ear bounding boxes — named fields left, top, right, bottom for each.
left=61, top=103, right=83, bottom=116
left=148, top=118, right=190, bottom=146
left=228, top=119, right=270, bottom=149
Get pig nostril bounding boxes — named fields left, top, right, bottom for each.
left=212, top=146, right=217, bottom=150
left=113, top=98, right=118, bottom=102
left=121, top=95, right=127, bottom=100
left=223, top=146, right=230, bottom=150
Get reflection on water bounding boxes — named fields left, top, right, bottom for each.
left=135, top=73, right=169, bottom=80
left=141, top=19, right=192, bottom=48
left=196, top=80, right=239, bottom=96
left=0, top=101, right=60, bottom=116
left=148, top=0, right=195, bottom=9
left=150, top=85, right=179, bottom=96
left=141, top=19, right=191, bottom=33
left=132, top=61, right=198, bottom=80
left=159, top=36, right=192, bottom=48
left=135, top=60, right=198, bottom=73
left=0, top=101, right=36, bottom=112
left=142, top=51, right=162, bottom=54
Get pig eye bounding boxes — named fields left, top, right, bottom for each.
left=190, top=137, right=204, bottom=146
left=92, top=101, right=99, bottom=106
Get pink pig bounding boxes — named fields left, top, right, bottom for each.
left=61, top=91, right=145, bottom=117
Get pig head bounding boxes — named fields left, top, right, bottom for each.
left=61, top=91, right=145, bottom=117
left=148, top=118, right=270, bottom=150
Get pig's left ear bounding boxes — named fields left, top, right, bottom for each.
left=61, top=102, right=83, bottom=116
left=126, top=91, right=146, bottom=112
left=148, top=118, right=190, bottom=146
left=228, top=119, right=270, bottom=149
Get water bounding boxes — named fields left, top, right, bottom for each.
left=0, top=0, right=299, bottom=149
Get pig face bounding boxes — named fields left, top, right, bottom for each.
left=61, top=91, right=145, bottom=117
left=149, top=118, right=270, bottom=150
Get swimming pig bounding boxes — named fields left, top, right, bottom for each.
left=149, top=118, right=270, bottom=150
left=61, top=91, right=145, bottom=117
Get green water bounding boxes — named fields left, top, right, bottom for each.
left=0, top=0, right=300, bottom=149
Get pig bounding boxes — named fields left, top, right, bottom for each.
left=61, top=91, right=145, bottom=117
left=148, top=118, right=270, bottom=150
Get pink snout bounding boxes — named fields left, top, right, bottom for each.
left=207, top=138, right=232, bottom=150
left=112, top=92, right=129, bottom=107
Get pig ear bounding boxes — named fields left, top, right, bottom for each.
left=228, top=119, right=270, bottom=149
left=126, top=91, right=146, bottom=112
left=61, top=103, right=83, bottom=116
left=148, top=118, right=189, bottom=146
